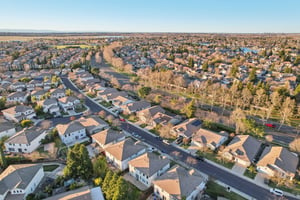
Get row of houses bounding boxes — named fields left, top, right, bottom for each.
left=91, top=129, right=206, bottom=200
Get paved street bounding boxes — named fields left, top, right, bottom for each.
left=60, top=75, right=298, bottom=200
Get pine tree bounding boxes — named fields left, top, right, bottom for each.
left=102, top=171, right=113, bottom=199
left=106, top=173, right=118, bottom=200
left=0, top=146, right=7, bottom=169
left=112, top=177, right=127, bottom=200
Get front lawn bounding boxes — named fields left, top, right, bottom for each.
left=243, top=167, right=257, bottom=179
left=205, top=180, right=247, bottom=200
left=99, top=101, right=113, bottom=108
left=197, top=150, right=234, bottom=169
left=43, top=164, right=59, bottom=172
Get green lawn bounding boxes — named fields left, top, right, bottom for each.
left=43, top=164, right=59, bottom=172
left=197, top=150, right=234, bottom=169
left=99, top=101, right=113, bottom=108
left=205, top=180, right=247, bottom=200
left=139, top=123, right=147, bottom=128
left=243, top=168, right=257, bottom=179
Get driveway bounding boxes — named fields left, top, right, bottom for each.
left=232, top=164, right=247, bottom=175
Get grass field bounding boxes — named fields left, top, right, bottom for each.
left=43, top=164, right=59, bottom=172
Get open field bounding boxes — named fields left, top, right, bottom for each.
left=54, top=44, right=92, bottom=49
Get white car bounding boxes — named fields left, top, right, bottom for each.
left=270, top=188, right=283, bottom=196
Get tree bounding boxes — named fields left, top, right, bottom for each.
left=248, top=68, right=257, bottom=82
left=20, top=119, right=33, bottom=128
left=93, top=156, right=108, bottom=178
left=102, top=171, right=113, bottom=199
left=112, top=177, right=127, bottom=200
left=91, top=68, right=100, bottom=75
left=65, top=89, right=73, bottom=96
left=278, top=97, right=295, bottom=130
left=230, top=108, right=246, bottom=134
left=0, top=146, right=7, bottom=169
left=202, top=62, right=208, bottom=72
left=64, top=143, right=93, bottom=180
left=188, top=57, right=194, bottom=68
left=34, top=105, right=44, bottom=116
left=159, top=123, right=174, bottom=139
left=98, top=110, right=107, bottom=119
left=294, top=84, right=300, bottom=95
left=0, top=97, right=6, bottom=110
left=181, top=99, right=196, bottom=118
left=138, top=87, right=151, bottom=98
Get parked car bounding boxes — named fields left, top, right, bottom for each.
left=119, top=118, right=125, bottom=122
left=265, top=123, right=276, bottom=128
left=270, top=188, right=283, bottom=196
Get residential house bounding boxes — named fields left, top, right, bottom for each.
left=192, top=129, right=228, bottom=151
left=121, top=100, right=151, bottom=114
left=58, top=96, right=81, bottom=112
left=104, top=138, right=147, bottom=171
left=2, top=105, right=36, bottom=122
left=5, top=128, right=47, bottom=153
left=10, top=81, right=26, bottom=92
left=77, top=116, right=109, bottom=134
left=110, top=95, right=134, bottom=109
left=171, top=118, right=202, bottom=138
left=0, top=121, right=16, bottom=139
left=7, top=91, right=28, bottom=103
left=137, top=105, right=165, bottom=124
left=257, top=146, right=299, bottom=180
left=37, top=98, right=60, bottom=115
left=0, top=164, right=44, bottom=200
left=152, top=112, right=181, bottom=127
left=222, top=135, right=262, bottom=167
left=31, top=89, right=48, bottom=101
left=44, top=186, right=104, bottom=200
left=56, top=121, right=87, bottom=145
left=153, top=165, right=206, bottom=200
left=49, top=88, right=66, bottom=99
left=97, top=88, right=118, bottom=100
left=129, top=152, right=170, bottom=188
left=92, top=128, right=125, bottom=149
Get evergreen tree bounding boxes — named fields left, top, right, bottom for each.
left=102, top=171, right=113, bottom=199
left=106, top=173, right=118, bottom=200
left=112, top=177, right=127, bottom=200
left=64, top=144, right=93, bottom=180
left=0, top=146, right=7, bottom=169
left=188, top=57, right=194, bottom=68
left=202, top=62, right=208, bottom=72
left=181, top=99, right=196, bottom=118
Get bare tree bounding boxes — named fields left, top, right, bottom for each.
left=278, top=97, right=295, bottom=130
left=230, top=108, right=247, bottom=134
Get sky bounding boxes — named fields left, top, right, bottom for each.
left=0, top=0, right=299, bottom=33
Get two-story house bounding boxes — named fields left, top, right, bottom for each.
left=37, top=98, right=60, bottom=116
left=92, top=129, right=126, bottom=149
left=7, top=91, right=29, bottom=103
left=129, top=152, right=170, bottom=188
left=56, top=121, right=87, bottom=145
left=104, top=138, right=147, bottom=171
left=0, top=164, right=44, bottom=200
left=2, top=105, right=36, bottom=122
left=153, top=165, right=206, bottom=200
left=5, top=128, right=47, bottom=153
left=58, top=96, right=81, bottom=112
left=171, top=118, right=202, bottom=138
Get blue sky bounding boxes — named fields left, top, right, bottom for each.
left=0, top=0, right=299, bottom=33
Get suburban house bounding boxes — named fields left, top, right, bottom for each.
left=110, top=95, right=134, bottom=109
left=192, top=129, right=229, bottom=151
left=31, top=89, right=48, bottom=101
left=137, top=105, right=165, bottom=124
left=104, top=138, right=147, bottom=171
left=171, top=118, right=202, bottom=138
left=44, top=186, right=104, bottom=200
left=0, top=164, right=44, bottom=200
left=100, top=91, right=128, bottom=102
left=49, top=88, right=66, bottom=99
left=256, top=146, right=299, bottom=180
left=58, top=96, right=81, bottom=112
left=128, top=152, right=171, bottom=188
left=2, top=105, right=36, bottom=122
left=0, top=121, right=16, bottom=139
left=37, top=98, right=60, bottom=116
left=153, top=165, right=206, bottom=200
left=7, top=91, right=29, bottom=103
left=151, top=112, right=181, bottom=127
left=10, top=81, right=26, bottom=92
left=4, top=128, right=47, bottom=153
left=222, top=135, right=262, bottom=167
left=77, top=116, right=109, bottom=134
left=92, top=129, right=126, bottom=148
left=97, top=88, right=118, bottom=99
left=56, top=121, right=87, bottom=145
left=121, top=100, right=151, bottom=114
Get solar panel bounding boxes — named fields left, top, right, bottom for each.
left=192, top=120, right=201, bottom=126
